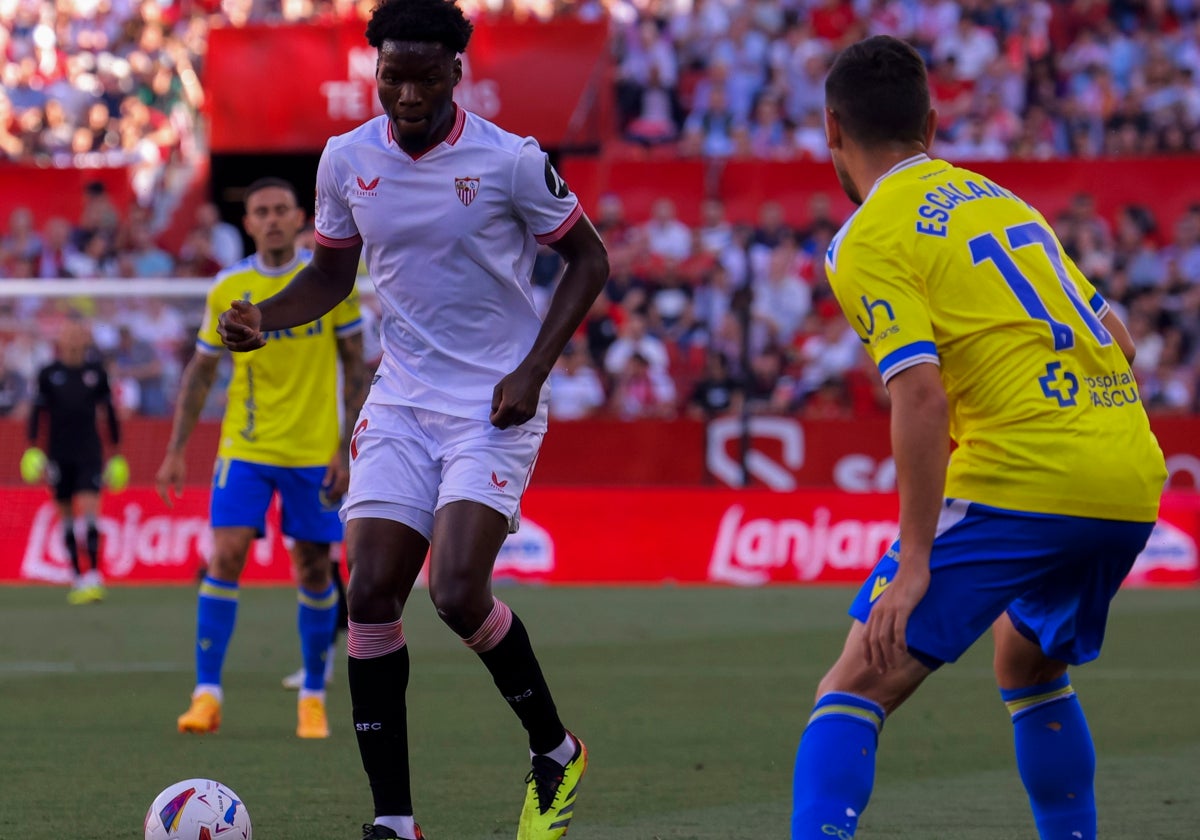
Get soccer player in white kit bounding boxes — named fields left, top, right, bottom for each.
left=216, top=1, right=609, bottom=838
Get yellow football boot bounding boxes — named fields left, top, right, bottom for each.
left=177, top=691, right=221, bottom=734
left=517, top=733, right=587, bottom=840
left=297, top=695, right=330, bottom=739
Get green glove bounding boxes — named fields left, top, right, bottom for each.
left=20, top=447, right=46, bottom=484
left=104, top=454, right=130, bottom=492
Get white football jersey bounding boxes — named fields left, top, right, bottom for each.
left=314, top=106, right=583, bottom=432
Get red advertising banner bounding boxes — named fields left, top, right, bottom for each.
left=205, top=20, right=610, bottom=153
left=3, top=486, right=1196, bottom=587
left=0, top=165, right=136, bottom=229
left=3, top=415, right=1200, bottom=491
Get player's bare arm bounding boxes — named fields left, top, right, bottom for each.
left=1101, top=309, right=1136, bottom=364
left=490, top=216, right=609, bottom=429
left=156, top=351, right=220, bottom=506
left=868, top=361, right=948, bottom=673
left=218, top=242, right=362, bottom=353
left=324, top=331, right=366, bottom=503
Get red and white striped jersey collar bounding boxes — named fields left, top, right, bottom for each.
left=385, top=104, right=467, bottom=160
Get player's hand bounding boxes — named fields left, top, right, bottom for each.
left=217, top=299, right=266, bottom=352
left=155, top=451, right=186, bottom=507
left=862, top=562, right=930, bottom=674
left=320, top=452, right=350, bottom=507
left=490, top=363, right=545, bottom=429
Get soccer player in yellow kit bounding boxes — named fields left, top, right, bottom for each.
left=156, top=177, right=365, bottom=739
left=790, top=37, right=1166, bottom=840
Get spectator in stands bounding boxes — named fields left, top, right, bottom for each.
left=66, top=232, right=116, bottom=278
left=610, top=350, right=677, bottom=419
left=125, top=225, right=175, bottom=278
left=1164, top=209, right=1200, bottom=284
left=615, top=17, right=679, bottom=135
left=754, top=235, right=812, bottom=339
left=696, top=198, right=733, bottom=256
left=2, top=207, right=42, bottom=265
left=743, top=348, right=790, bottom=414
left=680, top=84, right=741, bottom=159
left=110, top=324, right=168, bottom=416
left=191, top=203, right=245, bottom=269
left=624, top=64, right=682, bottom=147
left=36, top=218, right=83, bottom=279
left=77, top=181, right=121, bottom=250
left=641, top=198, right=693, bottom=265
left=548, top=340, right=607, bottom=421
left=0, top=343, right=29, bottom=418
left=176, top=229, right=225, bottom=278
left=686, top=349, right=741, bottom=420
left=0, top=91, right=25, bottom=159
left=604, top=308, right=670, bottom=379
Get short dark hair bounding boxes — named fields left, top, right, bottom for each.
left=243, top=177, right=297, bottom=205
left=366, top=0, right=473, bottom=53
left=825, top=36, right=930, bottom=148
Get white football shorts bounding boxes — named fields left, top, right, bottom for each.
left=341, top=401, right=542, bottom=540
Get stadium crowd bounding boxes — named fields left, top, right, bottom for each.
left=2, top=0, right=1200, bottom=419
left=2, top=185, right=1199, bottom=421
left=3, top=0, right=1200, bottom=171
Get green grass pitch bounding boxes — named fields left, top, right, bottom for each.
left=0, top=585, right=1196, bottom=839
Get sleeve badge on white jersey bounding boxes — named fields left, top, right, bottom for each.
left=455, top=176, right=481, bottom=206
left=544, top=158, right=569, bottom=199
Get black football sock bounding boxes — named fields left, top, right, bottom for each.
left=85, top=522, right=100, bottom=573
left=63, top=522, right=81, bottom=577
left=349, top=639, right=413, bottom=816
left=474, top=610, right=566, bottom=755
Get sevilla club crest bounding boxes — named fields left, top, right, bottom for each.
left=455, top=176, right=480, bottom=206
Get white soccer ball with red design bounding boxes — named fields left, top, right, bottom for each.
left=144, top=779, right=252, bottom=840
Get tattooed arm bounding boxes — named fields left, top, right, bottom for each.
left=155, top=351, right=221, bottom=506
left=322, top=331, right=367, bottom=504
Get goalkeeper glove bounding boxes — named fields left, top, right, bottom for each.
left=20, top=447, right=47, bottom=484
left=103, top=454, right=130, bottom=492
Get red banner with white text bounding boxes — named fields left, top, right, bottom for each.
left=204, top=20, right=610, bottom=153
left=6, top=416, right=1200, bottom=492
left=2, top=487, right=1196, bottom=587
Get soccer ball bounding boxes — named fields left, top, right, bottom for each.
left=144, top=779, right=252, bottom=840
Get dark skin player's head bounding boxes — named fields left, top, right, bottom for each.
left=366, top=0, right=473, bottom=156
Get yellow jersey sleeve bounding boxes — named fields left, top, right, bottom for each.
left=828, top=229, right=939, bottom=384
left=196, top=273, right=236, bottom=355
left=332, top=286, right=364, bottom=338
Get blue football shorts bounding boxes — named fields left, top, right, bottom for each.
left=848, top=499, right=1154, bottom=668
left=210, top=457, right=343, bottom=543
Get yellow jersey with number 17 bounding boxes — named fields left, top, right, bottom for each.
left=196, top=250, right=363, bottom=468
left=826, top=154, right=1165, bottom=523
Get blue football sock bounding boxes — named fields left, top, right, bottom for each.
left=298, top=583, right=338, bottom=691
left=195, top=576, right=239, bottom=687
left=792, top=692, right=885, bottom=839
left=1001, top=675, right=1096, bottom=840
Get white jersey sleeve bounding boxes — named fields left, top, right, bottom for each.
left=511, top=139, right=583, bottom=245
left=314, top=139, right=363, bottom=249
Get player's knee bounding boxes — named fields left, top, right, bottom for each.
left=291, top=542, right=331, bottom=590
left=428, top=580, right=488, bottom=636
left=345, top=566, right=399, bottom=623
left=994, top=657, right=1069, bottom=691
